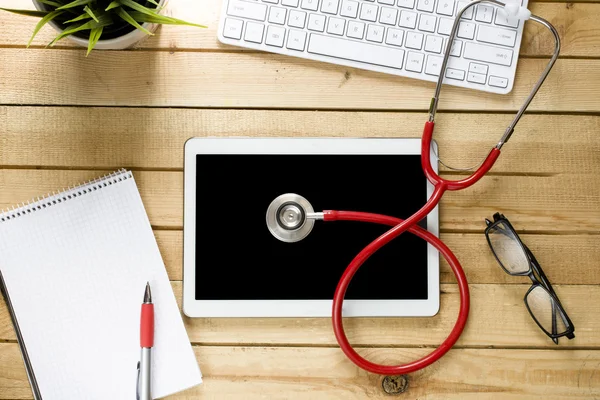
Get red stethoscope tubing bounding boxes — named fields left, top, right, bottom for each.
left=325, top=121, right=501, bottom=375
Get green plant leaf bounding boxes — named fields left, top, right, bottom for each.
left=49, top=14, right=112, bottom=46
left=116, top=7, right=153, bottom=35
left=86, top=26, right=103, bottom=56
left=56, top=0, right=94, bottom=10
left=129, top=11, right=207, bottom=28
left=105, top=1, right=120, bottom=11
left=64, top=12, right=92, bottom=24
left=27, top=10, right=64, bottom=47
left=116, top=0, right=158, bottom=17
left=0, top=8, right=49, bottom=18
left=145, top=0, right=160, bottom=6
left=83, top=5, right=99, bottom=22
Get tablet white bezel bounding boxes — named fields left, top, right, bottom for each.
left=183, top=137, right=439, bottom=318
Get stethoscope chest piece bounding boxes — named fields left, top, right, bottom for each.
left=266, top=193, right=314, bottom=243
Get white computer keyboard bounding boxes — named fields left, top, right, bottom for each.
left=218, top=0, right=528, bottom=94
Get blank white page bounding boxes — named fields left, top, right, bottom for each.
left=0, top=170, right=201, bottom=400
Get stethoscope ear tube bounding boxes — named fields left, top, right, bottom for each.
left=429, top=0, right=561, bottom=166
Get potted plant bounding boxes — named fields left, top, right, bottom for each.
left=0, top=0, right=205, bottom=55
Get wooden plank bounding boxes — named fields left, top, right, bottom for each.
left=0, top=343, right=599, bottom=399
left=0, top=170, right=598, bottom=232
left=439, top=233, right=600, bottom=285
left=0, top=50, right=598, bottom=111
left=153, top=230, right=600, bottom=285
left=178, top=283, right=600, bottom=348
left=0, top=0, right=598, bottom=57
left=0, top=107, right=598, bottom=175
left=0, top=283, right=597, bottom=347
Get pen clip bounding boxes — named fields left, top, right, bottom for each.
left=136, top=361, right=141, bottom=400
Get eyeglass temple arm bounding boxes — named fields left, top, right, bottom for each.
left=526, top=246, right=576, bottom=339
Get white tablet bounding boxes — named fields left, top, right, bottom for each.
left=183, top=138, right=439, bottom=318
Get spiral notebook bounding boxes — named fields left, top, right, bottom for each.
left=0, top=170, right=202, bottom=400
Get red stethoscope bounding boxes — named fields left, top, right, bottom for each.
left=266, top=0, right=561, bottom=376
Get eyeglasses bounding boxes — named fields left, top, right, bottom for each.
left=484, top=213, right=575, bottom=344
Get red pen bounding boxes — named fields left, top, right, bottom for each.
left=137, top=282, right=154, bottom=400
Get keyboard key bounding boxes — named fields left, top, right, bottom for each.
left=244, top=21, right=265, bottom=43
left=287, top=29, right=307, bottom=50
left=340, top=0, right=359, bottom=17
left=307, top=13, right=326, bottom=31
left=227, top=0, right=268, bottom=21
left=436, top=0, right=454, bottom=16
left=464, top=42, right=513, bottom=66
left=266, top=25, right=286, bottom=46
left=397, top=0, right=415, bottom=8
left=223, top=18, right=243, bottom=39
left=449, top=39, right=462, bottom=56
left=347, top=20, right=365, bottom=38
left=418, top=14, right=436, bottom=32
left=321, top=0, right=339, bottom=14
left=425, top=54, right=443, bottom=76
left=456, top=1, right=473, bottom=19
left=406, top=51, right=424, bottom=72
left=425, top=35, right=443, bottom=53
left=469, top=62, right=488, bottom=74
left=263, top=0, right=279, bottom=4
left=445, top=67, right=465, bottom=80
left=475, top=4, right=493, bottom=23
left=327, top=17, right=346, bottom=35
left=437, top=17, right=453, bottom=35
left=405, top=31, right=424, bottom=49
left=457, top=21, right=475, bottom=39
left=379, top=7, right=398, bottom=25
left=477, top=25, right=517, bottom=47
left=489, top=75, right=508, bottom=88
left=386, top=27, right=404, bottom=46
left=269, top=7, right=287, bottom=24
left=467, top=71, right=486, bottom=84
left=307, top=33, right=405, bottom=69
left=416, top=0, right=434, bottom=12
left=360, top=3, right=379, bottom=21
left=301, top=0, right=319, bottom=11
left=288, top=9, right=307, bottom=28
left=366, top=24, right=385, bottom=42
left=399, top=10, right=417, bottom=28
left=282, top=0, right=300, bottom=6
left=495, top=8, right=519, bottom=28
left=378, top=0, right=395, bottom=5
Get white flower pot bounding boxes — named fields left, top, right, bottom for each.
left=32, top=0, right=166, bottom=50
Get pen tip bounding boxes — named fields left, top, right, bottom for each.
left=144, top=282, right=152, bottom=303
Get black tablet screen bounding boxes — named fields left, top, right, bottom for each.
left=195, top=154, right=429, bottom=300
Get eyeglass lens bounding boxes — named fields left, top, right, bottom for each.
left=487, top=221, right=530, bottom=275
left=525, top=285, right=569, bottom=336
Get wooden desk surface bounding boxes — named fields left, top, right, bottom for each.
left=0, top=0, right=599, bottom=398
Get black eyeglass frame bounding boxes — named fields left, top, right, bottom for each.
left=484, top=213, right=575, bottom=344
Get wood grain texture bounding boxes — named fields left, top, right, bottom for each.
left=0, top=49, right=598, bottom=111
left=0, top=283, right=597, bottom=347
left=0, top=0, right=598, bottom=57
left=153, top=230, right=600, bottom=285
left=0, top=343, right=599, bottom=399
left=0, top=0, right=596, bottom=396
left=1, top=107, right=598, bottom=174
left=1, top=169, right=598, bottom=232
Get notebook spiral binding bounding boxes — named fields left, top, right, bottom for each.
left=0, top=169, right=133, bottom=223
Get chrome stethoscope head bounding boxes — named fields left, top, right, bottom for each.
left=266, top=193, right=322, bottom=243
left=428, top=0, right=561, bottom=170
